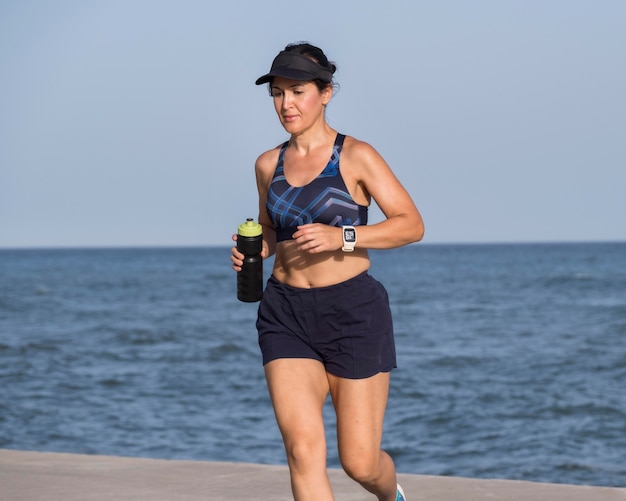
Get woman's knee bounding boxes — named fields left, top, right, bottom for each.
left=340, top=450, right=382, bottom=484
left=284, top=435, right=326, bottom=470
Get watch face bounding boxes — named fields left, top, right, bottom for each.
left=344, top=229, right=356, bottom=242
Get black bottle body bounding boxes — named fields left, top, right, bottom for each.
left=237, top=230, right=263, bottom=303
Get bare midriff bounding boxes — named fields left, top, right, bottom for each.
left=272, top=240, right=370, bottom=289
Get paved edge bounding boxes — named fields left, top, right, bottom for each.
left=1, top=449, right=625, bottom=501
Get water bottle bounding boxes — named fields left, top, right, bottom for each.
left=236, top=218, right=263, bottom=302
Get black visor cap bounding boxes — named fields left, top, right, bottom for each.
left=255, top=51, right=333, bottom=85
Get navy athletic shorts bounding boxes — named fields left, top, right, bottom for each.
left=256, top=271, right=396, bottom=379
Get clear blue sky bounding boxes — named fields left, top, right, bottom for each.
left=1, top=1, right=624, bottom=248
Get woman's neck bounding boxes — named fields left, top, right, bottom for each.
left=288, top=123, right=336, bottom=155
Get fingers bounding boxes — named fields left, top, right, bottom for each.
left=230, top=234, right=243, bottom=271
left=293, top=224, right=341, bottom=253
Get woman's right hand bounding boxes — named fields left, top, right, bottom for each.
left=230, top=234, right=244, bottom=272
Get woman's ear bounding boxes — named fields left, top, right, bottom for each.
left=322, top=85, right=333, bottom=106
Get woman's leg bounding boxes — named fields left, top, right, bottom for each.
left=328, top=371, right=398, bottom=501
left=264, top=358, right=334, bottom=501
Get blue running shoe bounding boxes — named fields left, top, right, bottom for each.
left=396, top=483, right=407, bottom=501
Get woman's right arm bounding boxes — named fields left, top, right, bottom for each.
left=231, top=149, right=278, bottom=272
left=255, top=152, right=277, bottom=260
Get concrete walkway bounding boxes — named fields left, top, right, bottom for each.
left=1, top=449, right=624, bottom=500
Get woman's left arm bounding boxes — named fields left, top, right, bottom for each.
left=347, top=139, right=424, bottom=249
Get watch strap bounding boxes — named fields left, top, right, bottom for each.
left=342, top=225, right=357, bottom=252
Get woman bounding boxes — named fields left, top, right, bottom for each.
left=231, top=42, right=424, bottom=501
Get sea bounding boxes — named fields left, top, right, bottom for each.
left=1, top=242, right=625, bottom=488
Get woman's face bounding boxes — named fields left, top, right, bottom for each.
left=270, top=77, right=332, bottom=134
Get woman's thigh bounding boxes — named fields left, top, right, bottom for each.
left=328, top=371, right=390, bottom=468
left=264, top=358, right=330, bottom=446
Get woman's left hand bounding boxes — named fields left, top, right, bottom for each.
left=292, top=224, right=342, bottom=253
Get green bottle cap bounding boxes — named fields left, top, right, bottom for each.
left=238, top=218, right=262, bottom=237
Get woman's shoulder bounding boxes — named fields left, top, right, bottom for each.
left=255, top=142, right=284, bottom=174
left=340, top=135, right=387, bottom=169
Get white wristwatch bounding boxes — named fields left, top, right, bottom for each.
left=342, top=225, right=357, bottom=252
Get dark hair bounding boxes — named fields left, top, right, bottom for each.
left=282, top=42, right=337, bottom=91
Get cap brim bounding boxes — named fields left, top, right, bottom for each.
left=255, top=68, right=321, bottom=85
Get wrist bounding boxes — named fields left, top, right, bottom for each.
left=341, top=225, right=357, bottom=252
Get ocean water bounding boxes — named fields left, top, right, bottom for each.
left=0, top=243, right=624, bottom=488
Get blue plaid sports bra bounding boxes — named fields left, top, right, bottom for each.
left=266, top=133, right=368, bottom=242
